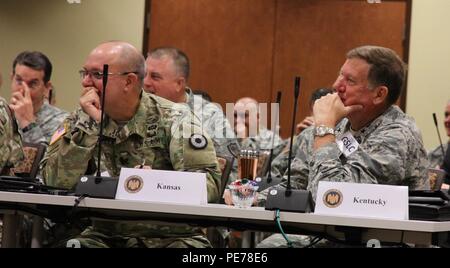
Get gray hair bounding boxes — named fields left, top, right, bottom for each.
left=148, top=47, right=190, bottom=81
left=347, top=45, right=406, bottom=105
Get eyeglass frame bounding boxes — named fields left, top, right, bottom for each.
left=79, top=70, right=139, bottom=80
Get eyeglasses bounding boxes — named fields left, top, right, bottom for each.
left=79, top=70, right=138, bottom=80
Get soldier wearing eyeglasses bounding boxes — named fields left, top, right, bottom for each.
left=41, top=41, right=221, bottom=248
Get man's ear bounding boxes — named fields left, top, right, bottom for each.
left=124, top=73, right=138, bottom=91
left=44, top=81, right=53, bottom=98
left=176, top=77, right=186, bottom=93
left=373, top=86, right=388, bottom=105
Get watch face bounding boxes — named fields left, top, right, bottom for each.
left=317, top=127, right=326, bottom=136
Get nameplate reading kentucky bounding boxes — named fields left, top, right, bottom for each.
left=116, top=168, right=207, bottom=205
left=314, top=181, right=408, bottom=220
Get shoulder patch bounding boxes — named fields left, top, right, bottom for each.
left=50, top=126, right=67, bottom=145
left=189, top=134, right=208, bottom=150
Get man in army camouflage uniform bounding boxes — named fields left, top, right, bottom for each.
left=41, top=41, right=221, bottom=248
left=0, top=96, right=24, bottom=245
left=9, top=51, right=68, bottom=144
left=257, top=45, right=430, bottom=248
left=428, top=100, right=450, bottom=186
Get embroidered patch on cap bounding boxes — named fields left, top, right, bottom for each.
left=189, top=134, right=208, bottom=150
left=50, top=126, right=67, bottom=145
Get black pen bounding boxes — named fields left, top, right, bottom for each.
left=139, top=159, right=145, bottom=169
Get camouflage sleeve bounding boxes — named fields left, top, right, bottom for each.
left=41, top=110, right=99, bottom=189
left=270, top=135, right=300, bottom=179
left=428, top=143, right=447, bottom=169
left=202, top=103, right=240, bottom=178
left=168, top=110, right=221, bottom=203
left=0, top=100, right=24, bottom=172
left=22, top=109, right=69, bottom=144
left=22, top=125, right=47, bottom=144
left=307, top=124, right=429, bottom=199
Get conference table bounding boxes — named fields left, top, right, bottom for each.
left=1, top=191, right=449, bottom=248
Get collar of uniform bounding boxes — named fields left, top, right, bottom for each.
left=102, top=95, right=147, bottom=142
left=185, top=87, right=195, bottom=109
left=342, top=106, right=396, bottom=141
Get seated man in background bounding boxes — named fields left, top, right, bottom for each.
left=9, top=51, right=68, bottom=144
left=428, top=99, right=450, bottom=187
left=41, top=41, right=221, bottom=248
left=257, top=45, right=429, bottom=248
left=271, top=88, right=333, bottom=179
left=144, top=47, right=238, bottom=164
left=233, top=97, right=286, bottom=158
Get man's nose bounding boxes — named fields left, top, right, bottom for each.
left=81, top=75, right=94, bottom=87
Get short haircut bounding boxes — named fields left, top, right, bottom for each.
left=13, top=51, right=52, bottom=83
left=148, top=47, right=190, bottom=81
left=347, top=45, right=406, bottom=105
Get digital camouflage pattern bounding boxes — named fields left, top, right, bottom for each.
left=238, top=127, right=286, bottom=158
left=428, top=143, right=448, bottom=169
left=258, top=106, right=430, bottom=248
left=41, top=92, right=221, bottom=248
left=270, top=134, right=301, bottom=180
left=22, top=102, right=68, bottom=144
left=0, top=97, right=24, bottom=174
left=259, top=106, right=430, bottom=203
left=185, top=88, right=238, bottom=159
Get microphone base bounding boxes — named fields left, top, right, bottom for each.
left=265, top=188, right=314, bottom=213
left=75, top=175, right=119, bottom=199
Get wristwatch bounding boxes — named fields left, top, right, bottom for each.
left=22, top=122, right=37, bottom=133
left=314, top=125, right=335, bottom=137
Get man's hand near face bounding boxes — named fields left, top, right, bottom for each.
left=80, top=87, right=102, bottom=122
left=9, top=82, right=36, bottom=129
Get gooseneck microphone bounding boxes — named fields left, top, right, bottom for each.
left=257, top=91, right=282, bottom=192
left=266, top=91, right=282, bottom=184
left=286, top=77, right=301, bottom=195
left=433, top=113, right=446, bottom=158
left=74, top=64, right=119, bottom=199
left=265, top=77, right=313, bottom=213
left=96, top=64, right=109, bottom=179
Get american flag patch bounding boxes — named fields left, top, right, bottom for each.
left=50, top=126, right=67, bottom=145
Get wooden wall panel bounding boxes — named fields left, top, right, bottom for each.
left=273, top=0, right=406, bottom=137
left=149, top=0, right=276, bottom=108
left=147, top=0, right=407, bottom=138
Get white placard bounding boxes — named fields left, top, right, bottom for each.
left=314, top=181, right=408, bottom=220
left=116, top=168, right=207, bottom=205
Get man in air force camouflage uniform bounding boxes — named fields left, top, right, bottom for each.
left=257, top=45, right=429, bottom=248
left=41, top=41, right=221, bottom=248
left=9, top=51, right=68, bottom=144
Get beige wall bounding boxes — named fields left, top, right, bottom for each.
left=0, top=0, right=145, bottom=112
left=408, top=0, right=450, bottom=150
